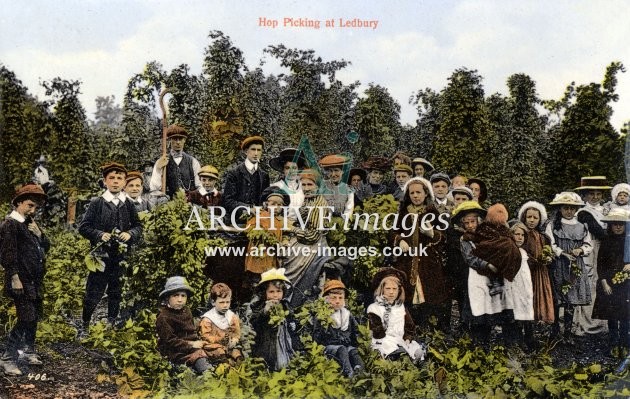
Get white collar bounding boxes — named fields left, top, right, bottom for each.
left=170, top=150, right=184, bottom=158
left=331, top=308, right=350, bottom=330
left=436, top=197, right=447, bottom=205
left=561, top=217, right=578, bottom=225
left=9, top=210, right=25, bottom=223
left=244, top=159, right=258, bottom=173
left=102, top=190, right=127, bottom=203
left=201, top=308, right=235, bottom=330
left=198, top=187, right=217, bottom=196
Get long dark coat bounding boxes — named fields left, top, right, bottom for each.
left=593, top=234, right=629, bottom=320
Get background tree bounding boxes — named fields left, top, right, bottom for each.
left=544, top=62, right=625, bottom=195
left=409, top=87, right=440, bottom=159
left=354, top=84, right=399, bottom=163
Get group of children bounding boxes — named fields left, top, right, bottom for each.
left=156, top=266, right=430, bottom=375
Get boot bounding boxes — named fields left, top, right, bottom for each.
left=0, top=354, right=22, bottom=376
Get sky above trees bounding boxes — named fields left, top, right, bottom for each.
left=1, top=0, right=629, bottom=130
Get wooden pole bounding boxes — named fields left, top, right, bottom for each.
left=158, top=87, right=170, bottom=194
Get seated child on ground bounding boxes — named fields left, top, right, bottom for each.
left=312, top=279, right=364, bottom=377
left=199, top=283, right=244, bottom=366
left=367, top=268, right=426, bottom=362
left=156, top=276, right=212, bottom=373
left=250, top=268, right=298, bottom=371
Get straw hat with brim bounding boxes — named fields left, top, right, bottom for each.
left=12, top=183, right=47, bottom=206
left=411, top=158, right=434, bottom=173
left=125, top=171, right=143, bottom=183
left=198, top=165, right=219, bottom=179
left=393, top=164, right=413, bottom=175
left=258, top=268, right=291, bottom=286
left=159, top=276, right=193, bottom=298
left=319, top=154, right=350, bottom=169
left=269, top=148, right=308, bottom=172
left=549, top=192, right=585, bottom=207
left=371, top=267, right=407, bottom=293
left=451, top=200, right=487, bottom=224
left=260, top=186, right=290, bottom=206
left=451, top=186, right=474, bottom=200
left=36, top=155, right=47, bottom=164
left=101, top=162, right=127, bottom=177
left=241, top=136, right=265, bottom=150
left=346, top=168, right=367, bottom=184
left=361, top=156, right=390, bottom=172
left=601, top=208, right=630, bottom=222
left=574, top=176, right=612, bottom=191
left=166, top=125, right=188, bottom=139
left=467, top=178, right=488, bottom=203
left=322, top=279, right=348, bottom=296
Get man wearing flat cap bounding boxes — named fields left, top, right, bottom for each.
left=319, top=154, right=354, bottom=219
left=150, top=125, right=202, bottom=199
left=221, top=136, right=270, bottom=222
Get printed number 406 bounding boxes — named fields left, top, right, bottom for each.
left=27, top=373, right=51, bottom=381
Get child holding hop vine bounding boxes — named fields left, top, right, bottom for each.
left=250, top=268, right=298, bottom=371
left=592, top=209, right=630, bottom=353
left=545, top=192, right=592, bottom=342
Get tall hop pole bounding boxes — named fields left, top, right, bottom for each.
left=158, top=87, right=170, bottom=194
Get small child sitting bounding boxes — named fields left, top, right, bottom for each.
left=312, top=279, right=364, bottom=377
left=367, top=268, right=426, bottom=362
left=199, top=283, right=244, bottom=367
left=250, top=268, right=297, bottom=371
left=156, top=276, right=211, bottom=373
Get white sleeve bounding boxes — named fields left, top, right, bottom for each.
left=580, top=229, right=593, bottom=256
left=545, top=223, right=563, bottom=257
left=149, top=163, right=162, bottom=192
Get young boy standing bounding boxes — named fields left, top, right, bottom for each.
left=79, top=162, right=142, bottom=330
left=0, top=184, right=49, bottom=376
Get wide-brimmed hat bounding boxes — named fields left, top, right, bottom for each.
left=198, top=165, right=219, bottom=179
left=602, top=208, right=630, bottom=222
left=390, top=151, right=411, bottom=166
left=467, top=178, right=488, bottom=203
left=35, top=155, right=47, bottom=164
left=361, top=156, right=390, bottom=172
left=260, top=186, right=290, bottom=206
left=517, top=201, right=548, bottom=225
left=451, top=200, right=487, bottom=224
left=371, top=267, right=407, bottom=292
left=12, top=183, right=47, bottom=206
left=611, top=183, right=630, bottom=201
left=430, top=172, right=451, bottom=186
left=166, top=125, right=188, bottom=139
left=101, top=162, right=127, bottom=177
left=159, top=276, right=193, bottom=298
left=346, top=168, right=367, bottom=184
left=574, top=176, right=612, bottom=192
left=322, top=279, right=348, bottom=296
left=402, top=177, right=434, bottom=202
left=549, top=192, right=585, bottom=207
left=125, top=171, right=143, bottom=183
left=258, top=268, right=291, bottom=285
left=411, top=158, right=434, bottom=173
left=451, top=186, right=473, bottom=200
left=319, top=154, right=350, bottom=169
left=269, top=148, right=308, bottom=172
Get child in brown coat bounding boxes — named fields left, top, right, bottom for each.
left=156, top=276, right=211, bottom=373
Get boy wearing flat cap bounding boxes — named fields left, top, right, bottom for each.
left=187, top=165, right=222, bottom=208
left=0, top=183, right=49, bottom=375
left=221, top=136, right=270, bottom=222
left=150, top=125, right=202, bottom=199
left=125, top=171, right=152, bottom=213
left=79, top=162, right=142, bottom=331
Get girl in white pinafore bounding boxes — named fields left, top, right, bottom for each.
left=366, top=268, right=426, bottom=362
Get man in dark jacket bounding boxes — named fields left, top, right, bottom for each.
left=221, top=136, right=270, bottom=223
left=79, top=162, right=142, bottom=330
left=0, top=183, right=49, bottom=375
